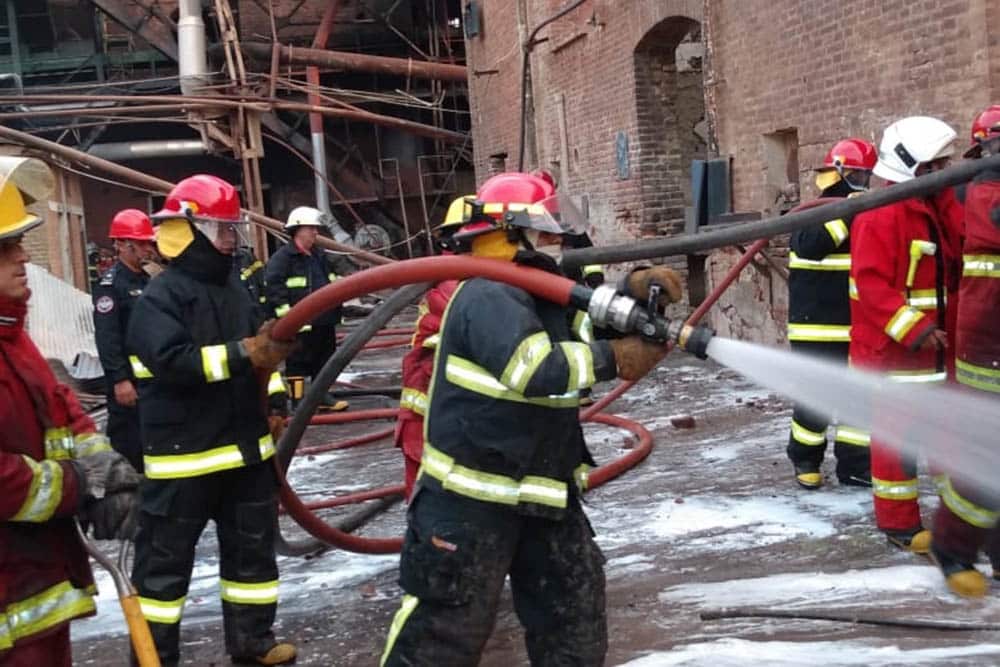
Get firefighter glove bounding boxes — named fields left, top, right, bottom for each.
left=624, top=266, right=684, bottom=307
left=243, top=319, right=294, bottom=371
left=72, top=449, right=141, bottom=500
left=610, top=336, right=668, bottom=381
left=85, top=489, right=139, bottom=540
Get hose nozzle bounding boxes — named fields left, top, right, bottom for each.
left=677, top=323, right=714, bottom=360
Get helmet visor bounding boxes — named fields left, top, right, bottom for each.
left=194, top=218, right=250, bottom=255
left=505, top=193, right=588, bottom=235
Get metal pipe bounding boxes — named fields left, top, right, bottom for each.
left=0, top=123, right=392, bottom=265
left=87, top=139, right=208, bottom=161
left=561, top=153, right=1000, bottom=268
left=0, top=103, right=215, bottom=120
left=241, top=42, right=468, bottom=83
left=177, top=0, right=208, bottom=95
left=307, top=0, right=342, bottom=224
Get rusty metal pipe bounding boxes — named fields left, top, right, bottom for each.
left=0, top=124, right=392, bottom=265
left=241, top=42, right=468, bottom=83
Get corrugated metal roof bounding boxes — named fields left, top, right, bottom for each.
left=26, top=263, right=98, bottom=366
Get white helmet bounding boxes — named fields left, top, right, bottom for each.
left=285, top=205, right=327, bottom=231
left=872, top=116, right=956, bottom=183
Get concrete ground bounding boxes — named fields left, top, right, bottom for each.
left=73, top=313, right=1000, bottom=666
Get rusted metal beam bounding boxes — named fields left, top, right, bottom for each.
left=240, top=42, right=469, bottom=83
left=0, top=124, right=391, bottom=265
left=90, top=0, right=179, bottom=61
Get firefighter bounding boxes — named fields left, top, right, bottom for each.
left=126, top=174, right=295, bottom=666
left=850, top=117, right=960, bottom=554
left=0, top=157, right=139, bottom=665
left=395, top=195, right=472, bottom=499
left=930, top=105, right=1000, bottom=597
left=235, top=244, right=269, bottom=321
left=785, top=138, right=877, bottom=490
left=264, top=206, right=352, bottom=412
left=380, top=172, right=682, bottom=666
left=92, top=208, right=157, bottom=472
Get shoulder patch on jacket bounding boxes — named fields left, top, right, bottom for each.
left=95, top=295, right=115, bottom=314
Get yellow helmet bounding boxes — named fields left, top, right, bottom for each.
left=0, top=157, right=54, bottom=240
left=433, top=195, right=475, bottom=253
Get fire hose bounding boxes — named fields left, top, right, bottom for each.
left=270, top=257, right=714, bottom=554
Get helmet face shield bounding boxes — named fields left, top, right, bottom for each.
left=194, top=217, right=250, bottom=255
left=504, top=193, right=587, bottom=236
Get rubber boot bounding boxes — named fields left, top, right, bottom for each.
left=885, top=527, right=932, bottom=554
left=931, top=544, right=988, bottom=598
left=793, top=463, right=822, bottom=490
left=232, top=642, right=297, bottom=665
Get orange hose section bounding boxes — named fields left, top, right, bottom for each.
left=296, top=427, right=394, bottom=456
left=337, top=327, right=415, bottom=340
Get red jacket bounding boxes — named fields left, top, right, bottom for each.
left=956, top=176, right=1000, bottom=391
left=395, top=280, right=458, bottom=459
left=849, top=194, right=959, bottom=379
left=0, top=297, right=96, bottom=652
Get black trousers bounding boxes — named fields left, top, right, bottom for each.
left=785, top=339, right=869, bottom=481
left=381, top=487, right=607, bottom=666
left=131, top=463, right=280, bottom=665
left=285, top=324, right=337, bottom=380
left=106, top=396, right=144, bottom=473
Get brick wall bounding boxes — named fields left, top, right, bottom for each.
left=466, top=0, right=1000, bottom=344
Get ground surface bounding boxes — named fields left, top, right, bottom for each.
left=72, top=313, right=1000, bottom=666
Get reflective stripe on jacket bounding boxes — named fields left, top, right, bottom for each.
left=787, top=208, right=853, bottom=343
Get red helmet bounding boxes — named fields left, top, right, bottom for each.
left=530, top=168, right=557, bottom=190
left=152, top=174, right=242, bottom=224
left=964, top=105, right=1000, bottom=158
left=109, top=208, right=154, bottom=241
left=820, top=138, right=877, bottom=172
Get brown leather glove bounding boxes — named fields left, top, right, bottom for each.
left=625, top=266, right=684, bottom=307
left=242, top=320, right=294, bottom=371
left=610, top=336, right=669, bottom=381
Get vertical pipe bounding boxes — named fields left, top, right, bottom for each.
left=177, top=0, right=208, bottom=95
left=308, top=0, right=344, bottom=217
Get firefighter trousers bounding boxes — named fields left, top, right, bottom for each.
left=106, top=396, right=143, bottom=473
left=381, top=487, right=607, bottom=666
left=785, top=341, right=869, bottom=482
left=131, top=463, right=280, bottom=666
left=285, top=325, right=336, bottom=379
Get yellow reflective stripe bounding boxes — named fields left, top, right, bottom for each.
left=285, top=276, right=307, bottom=288
left=144, top=435, right=274, bottom=479
left=582, top=264, right=604, bottom=277
left=574, top=463, right=591, bottom=492
left=906, top=240, right=936, bottom=287
left=139, top=596, right=185, bottom=624
left=887, top=369, right=946, bottom=383
left=43, top=426, right=74, bottom=460
left=12, top=456, right=64, bottom=522
left=200, top=344, right=230, bottom=383
left=884, top=305, right=924, bottom=342
left=906, top=288, right=941, bottom=310
left=872, top=476, right=919, bottom=501
left=129, top=354, right=153, bottom=378
left=328, top=273, right=338, bottom=282
left=399, top=387, right=428, bottom=416
left=240, top=260, right=263, bottom=281
left=788, top=252, right=851, bottom=271
left=483, top=202, right=504, bottom=215
left=219, top=579, right=278, bottom=605
left=380, top=595, right=419, bottom=667
left=298, top=324, right=313, bottom=333
left=445, top=355, right=579, bottom=408
left=834, top=426, right=870, bottom=446
left=940, top=476, right=1000, bottom=528
left=560, top=341, right=595, bottom=392
left=572, top=310, right=594, bottom=344
left=421, top=442, right=568, bottom=509
left=824, top=219, right=849, bottom=246
left=786, top=323, right=851, bottom=342
left=275, top=303, right=291, bottom=318
left=956, top=358, right=1000, bottom=393
left=267, top=371, right=285, bottom=396
left=72, top=433, right=112, bottom=458
left=963, top=254, right=1000, bottom=278
left=5, top=581, right=95, bottom=643
left=500, top=331, right=553, bottom=394
left=791, top=420, right=826, bottom=446
left=421, top=333, right=440, bottom=349
left=849, top=277, right=859, bottom=300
